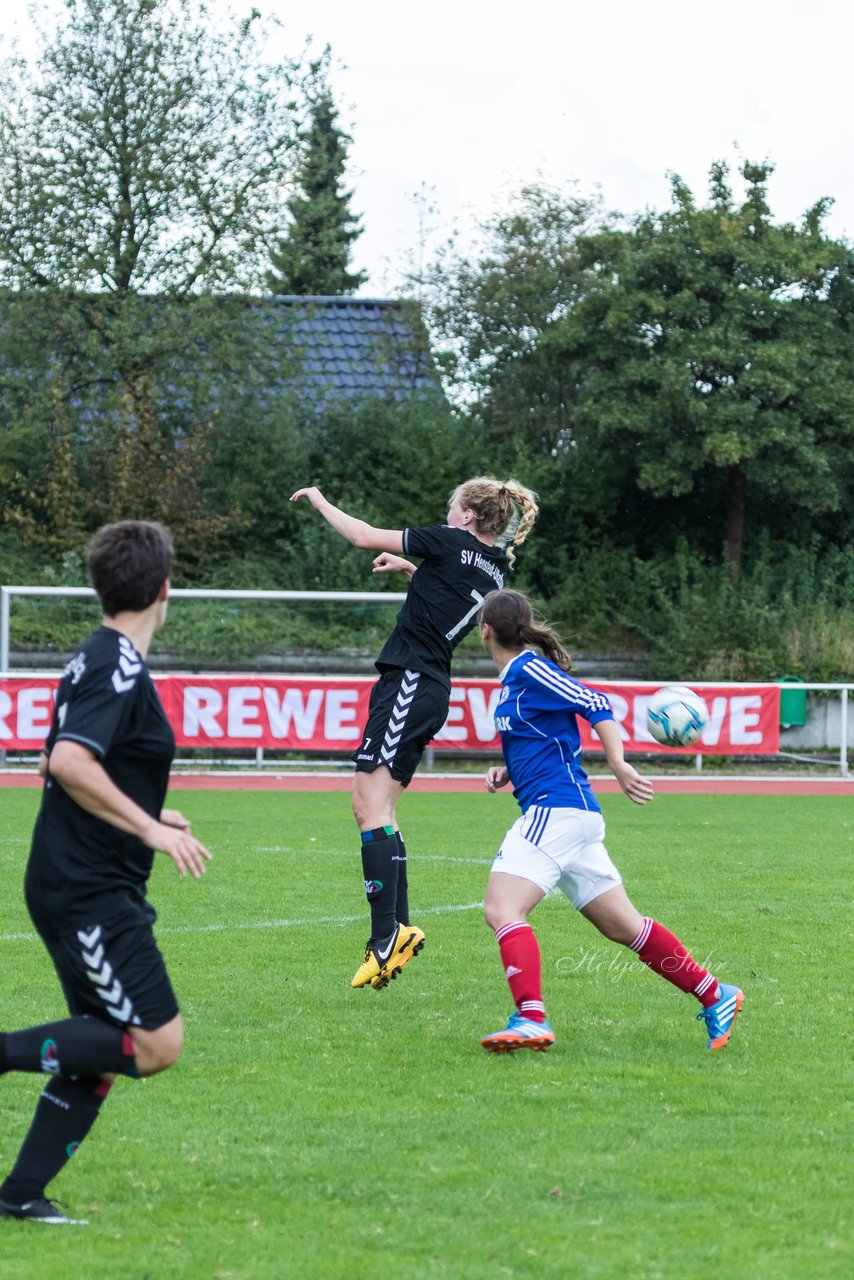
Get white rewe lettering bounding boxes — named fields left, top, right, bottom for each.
left=729, top=695, right=763, bottom=745
left=324, top=689, right=361, bottom=741
left=263, top=688, right=323, bottom=740
left=467, top=686, right=503, bottom=742
left=0, top=690, right=11, bottom=739
left=17, top=687, right=55, bottom=740
left=700, top=697, right=728, bottom=745
left=183, top=687, right=224, bottom=739
left=227, top=687, right=263, bottom=739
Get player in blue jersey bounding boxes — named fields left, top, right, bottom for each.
left=477, top=589, right=744, bottom=1054
left=290, top=478, right=538, bottom=991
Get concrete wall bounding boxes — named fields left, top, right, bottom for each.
left=780, top=695, right=853, bottom=750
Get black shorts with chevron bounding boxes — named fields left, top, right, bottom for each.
left=353, top=668, right=450, bottom=786
left=41, top=913, right=180, bottom=1031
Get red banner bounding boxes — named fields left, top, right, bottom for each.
left=0, top=679, right=57, bottom=747
left=1, top=675, right=781, bottom=754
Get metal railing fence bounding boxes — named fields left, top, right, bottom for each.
left=0, top=585, right=407, bottom=674
left=1, top=585, right=851, bottom=776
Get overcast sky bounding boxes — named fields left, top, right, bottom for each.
left=3, top=0, right=852, bottom=295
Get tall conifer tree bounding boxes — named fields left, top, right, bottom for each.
left=267, top=85, right=367, bottom=295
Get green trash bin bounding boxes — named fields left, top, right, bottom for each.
left=779, top=676, right=807, bottom=728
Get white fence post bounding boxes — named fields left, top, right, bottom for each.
left=841, top=688, right=850, bottom=778
left=0, top=587, right=9, bottom=675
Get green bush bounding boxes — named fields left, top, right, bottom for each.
left=560, top=538, right=854, bottom=681
left=0, top=531, right=86, bottom=587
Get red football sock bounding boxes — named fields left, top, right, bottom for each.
left=628, top=917, right=720, bottom=1007
left=495, top=921, right=546, bottom=1022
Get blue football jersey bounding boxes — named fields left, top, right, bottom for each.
left=495, top=651, right=614, bottom=813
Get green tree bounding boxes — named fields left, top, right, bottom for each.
left=422, top=182, right=624, bottom=599
left=0, top=0, right=314, bottom=560
left=561, top=161, right=854, bottom=571
left=425, top=182, right=605, bottom=457
left=0, top=0, right=307, bottom=296
left=266, top=78, right=368, bottom=295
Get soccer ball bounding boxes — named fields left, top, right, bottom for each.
left=646, top=685, right=708, bottom=747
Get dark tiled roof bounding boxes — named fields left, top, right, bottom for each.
left=270, top=296, right=438, bottom=402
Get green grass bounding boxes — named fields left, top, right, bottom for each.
left=1, top=788, right=851, bottom=1279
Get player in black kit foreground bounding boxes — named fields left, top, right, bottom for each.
left=0, top=521, right=211, bottom=1225
left=290, top=478, right=538, bottom=991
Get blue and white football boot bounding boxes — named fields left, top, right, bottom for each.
left=697, top=982, right=744, bottom=1050
left=481, top=1012, right=556, bottom=1053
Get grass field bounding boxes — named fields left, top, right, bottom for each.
left=1, top=786, right=851, bottom=1280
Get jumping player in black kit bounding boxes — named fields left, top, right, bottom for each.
left=0, top=521, right=210, bottom=1225
left=290, top=477, right=539, bottom=990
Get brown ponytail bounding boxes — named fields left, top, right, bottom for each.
left=479, top=589, right=572, bottom=671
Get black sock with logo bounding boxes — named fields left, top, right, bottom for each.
left=0, top=1075, right=112, bottom=1206
left=360, top=826, right=399, bottom=940
left=394, top=830, right=410, bottom=926
left=0, top=1018, right=138, bottom=1078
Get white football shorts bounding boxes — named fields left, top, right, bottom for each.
left=490, top=806, right=622, bottom=910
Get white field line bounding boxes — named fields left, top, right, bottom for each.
left=0, top=899, right=484, bottom=945
left=249, top=846, right=492, bottom=864
left=0, top=842, right=493, bottom=862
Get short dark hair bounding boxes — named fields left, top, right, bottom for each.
left=87, top=521, right=174, bottom=617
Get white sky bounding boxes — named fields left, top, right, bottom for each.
left=3, top=0, right=853, bottom=295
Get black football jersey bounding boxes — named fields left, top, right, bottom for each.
left=374, top=525, right=510, bottom=689
left=25, top=626, right=175, bottom=937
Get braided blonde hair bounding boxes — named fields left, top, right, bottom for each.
left=452, top=476, right=539, bottom=568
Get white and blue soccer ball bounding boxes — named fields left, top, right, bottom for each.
left=646, top=685, right=708, bottom=747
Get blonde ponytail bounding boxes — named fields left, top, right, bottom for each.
left=499, top=479, right=539, bottom=567
left=452, top=476, right=539, bottom=568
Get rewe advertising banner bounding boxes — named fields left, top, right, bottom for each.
left=1, top=676, right=781, bottom=755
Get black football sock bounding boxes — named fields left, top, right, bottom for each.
left=394, top=830, right=410, bottom=926
left=360, top=825, right=399, bottom=940
left=0, top=1017, right=138, bottom=1079
left=0, top=1075, right=113, bottom=1205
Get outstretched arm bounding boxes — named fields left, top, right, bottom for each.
left=290, top=486, right=404, bottom=553
left=592, top=718, right=654, bottom=806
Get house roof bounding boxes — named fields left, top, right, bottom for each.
left=270, top=295, right=438, bottom=402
